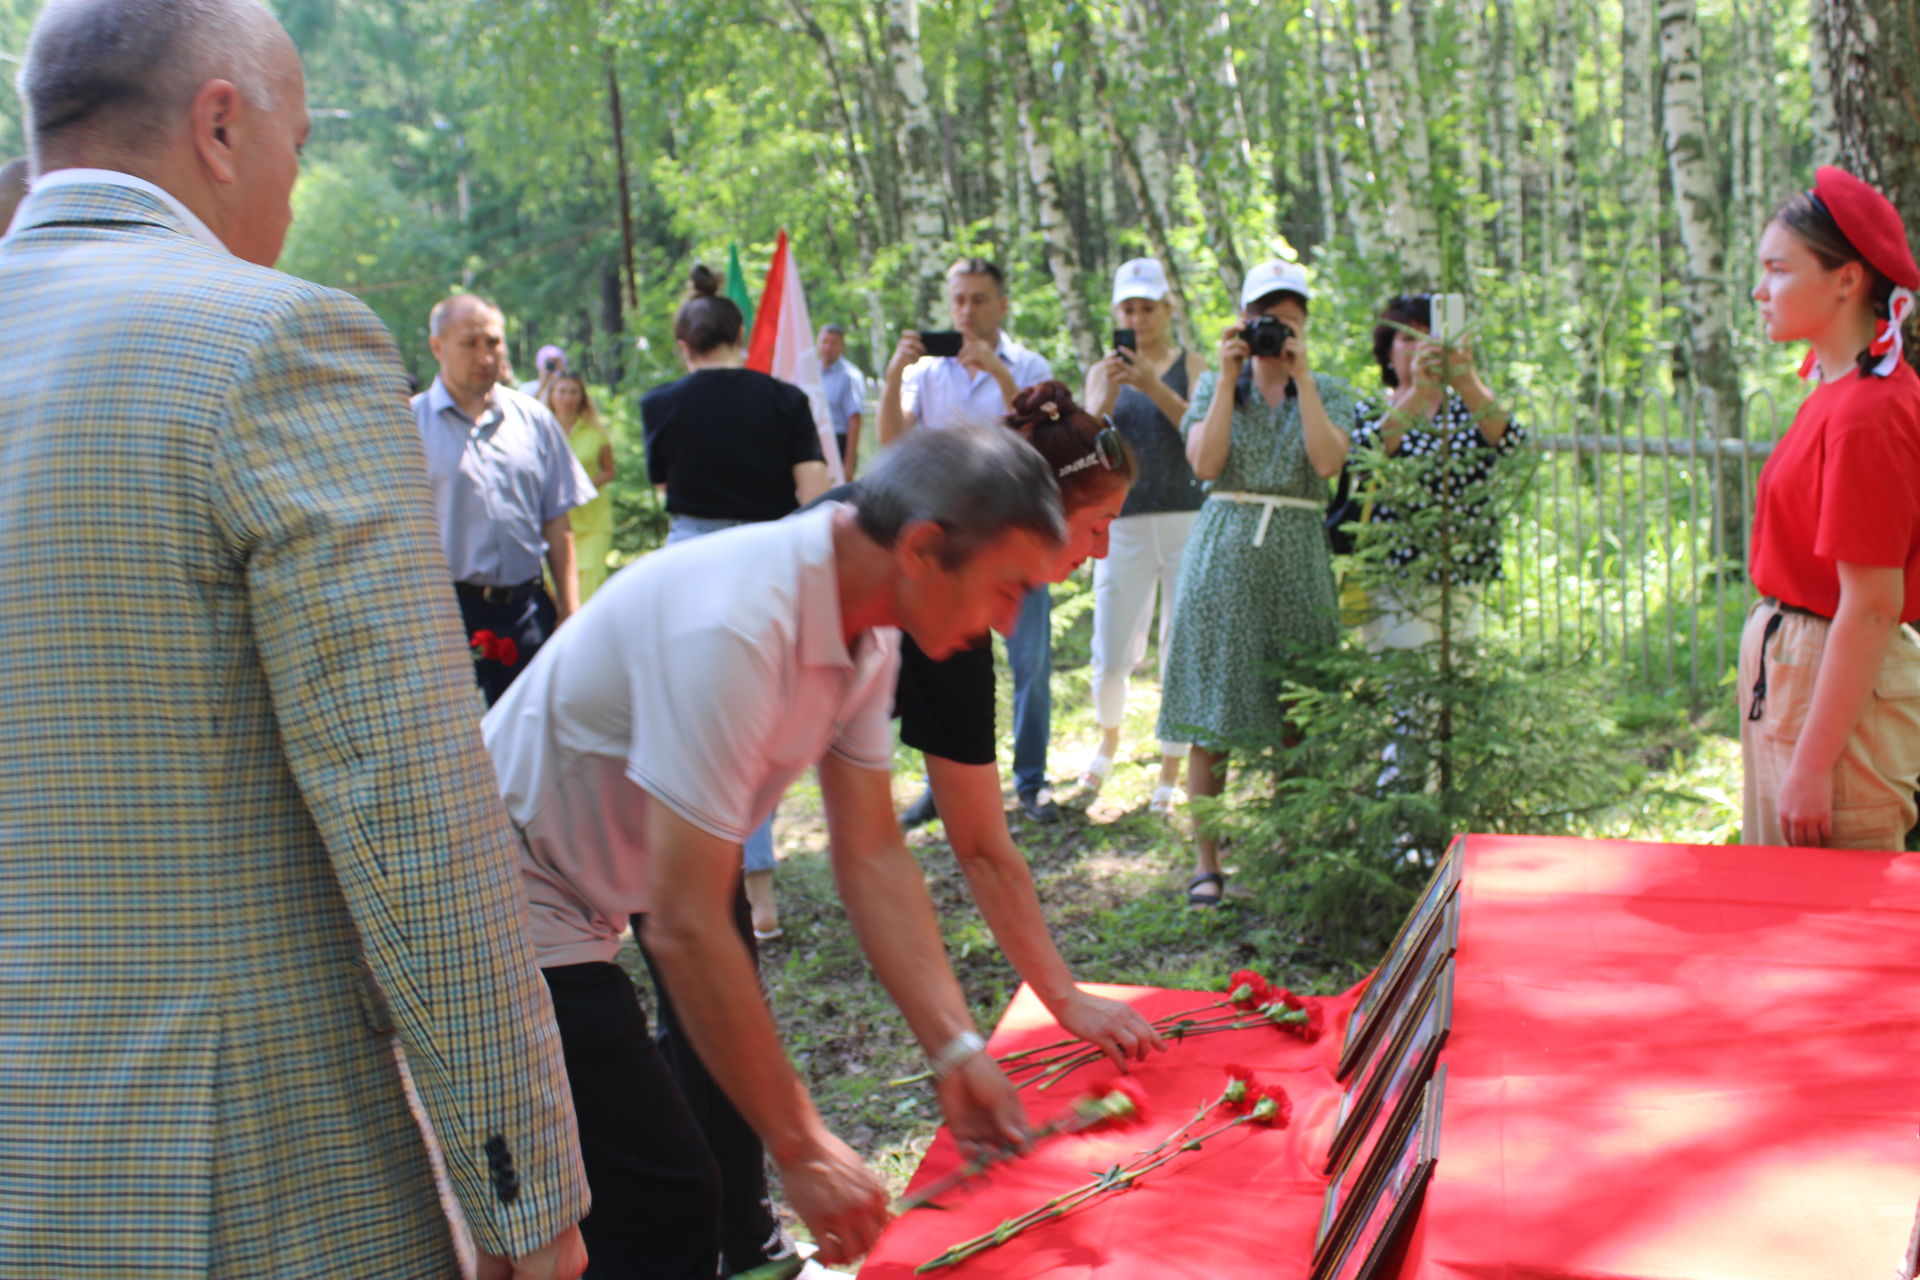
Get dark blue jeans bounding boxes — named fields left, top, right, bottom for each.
left=1007, top=584, right=1053, bottom=796
left=454, top=580, right=556, bottom=706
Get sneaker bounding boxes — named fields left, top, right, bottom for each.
left=1018, top=786, right=1061, bottom=823
left=900, top=787, right=939, bottom=830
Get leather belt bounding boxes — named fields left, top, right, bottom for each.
left=456, top=578, right=541, bottom=606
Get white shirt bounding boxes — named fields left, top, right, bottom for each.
left=482, top=503, right=900, bottom=967
left=900, top=331, right=1052, bottom=432
left=11, top=168, right=225, bottom=251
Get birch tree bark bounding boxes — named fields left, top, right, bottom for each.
left=1145, top=0, right=1246, bottom=300
left=1824, top=0, right=1920, bottom=367
left=999, top=0, right=1101, bottom=368
left=1807, top=0, right=1840, bottom=163
left=1659, top=0, right=1747, bottom=560
left=1081, top=8, right=1199, bottom=350
left=1551, top=0, right=1586, bottom=305
left=884, top=0, right=952, bottom=312
left=1490, top=0, right=1525, bottom=269
left=1380, top=0, right=1444, bottom=286
left=1313, top=0, right=1378, bottom=254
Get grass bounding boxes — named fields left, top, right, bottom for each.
left=613, top=572, right=1747, bottom=1241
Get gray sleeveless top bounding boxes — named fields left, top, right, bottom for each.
left=1113, top=352, right=1206, bottom=517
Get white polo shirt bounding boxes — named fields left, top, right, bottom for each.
left=482, top=503, right=900, bottom=967
left=900, top=331, right=1053, bottom=432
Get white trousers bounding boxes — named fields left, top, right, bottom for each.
left=1090, top=509, right=1198, bottom=756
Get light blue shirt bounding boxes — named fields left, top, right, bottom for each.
left=821, top=357, right=865, bottom=436
left=900, top=331, right=1052, bottom=432
left=412, top=378, right=596, bottom=586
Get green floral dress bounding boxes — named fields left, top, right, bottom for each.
left=1156, top=369, right=1358, bottom=750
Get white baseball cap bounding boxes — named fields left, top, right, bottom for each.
left=1239, top=260, right=1312, bottom=309
left=1112, top=257, right=1170, bottom=307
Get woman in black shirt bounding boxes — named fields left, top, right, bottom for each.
left=642, top=264, right=830, bottom=546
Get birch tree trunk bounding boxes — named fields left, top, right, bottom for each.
left=1807, top=0, right=1840, bottom=163
left=1825, top=0, right=1920, bottom=367
left=1082, top=9, right=1199, bottom=350
left=1146, top=0, right=1246, bottom=299
left=1659, top=0, right=1747, bottom=562
left=884, top=0, right=952, bottom=312
left=999, top=0, right=1101, bottom=369
left=1375, top=0, right=1444, bottom=287
left=1551, top=0, right=1586, bottom=306
left=1314, top=0, right=1377, bottom=254
left=1490, top=0, right=1525, bottom=269
left=1620, top=0, right=1664, bottom=382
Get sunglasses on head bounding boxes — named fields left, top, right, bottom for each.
left=1057, top=422, right=1124, bottom=478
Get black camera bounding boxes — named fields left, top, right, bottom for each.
left=1242, top=316, right=1295, bottom=358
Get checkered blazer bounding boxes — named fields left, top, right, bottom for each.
left=0, top=182, right=588, bottom=1276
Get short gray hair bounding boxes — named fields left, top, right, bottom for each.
left=854, top=426, right=1065, bottom=569
left=20, top=0, right=285, bottom=165
left=429, top=293, right=503, bottom=339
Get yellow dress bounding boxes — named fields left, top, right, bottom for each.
left=567, top=418, right=614, bottom=599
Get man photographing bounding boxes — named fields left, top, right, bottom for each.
left=483, top=425, right=1057, bottom=1276
left=877, top=257, right=1061, bottom=823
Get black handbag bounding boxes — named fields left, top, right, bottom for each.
left=1325, top=462, right=1364, bottom=555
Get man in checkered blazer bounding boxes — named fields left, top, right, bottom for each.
left=0, top=0, right=589, bottom=1275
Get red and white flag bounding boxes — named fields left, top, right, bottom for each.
left=746, top=229, right=843, bottom=481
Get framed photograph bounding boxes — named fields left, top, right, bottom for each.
left=1337, top=838, right=1463, bottom=1081
left=1312, top=1065, right=1447, bottom=1280
left=1323, top=949, right=1454, bottom=1177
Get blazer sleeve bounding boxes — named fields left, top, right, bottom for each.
left=207, top=286, right=589, bottom=1257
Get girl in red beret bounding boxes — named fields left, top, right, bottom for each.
left=1743, top=166, right=1920, bottom=848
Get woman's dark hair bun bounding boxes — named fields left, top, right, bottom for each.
left=1006, top=380, right=1083, bottom=435
left=687, top=263, right=721, bottom=299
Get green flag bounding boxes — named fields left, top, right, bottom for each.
left=725, top=243, right=755, bottom=332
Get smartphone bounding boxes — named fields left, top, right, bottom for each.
left=1430, top=293, right=1467, bottom=347
left=920, top=329, right=964, bottom=358
left=1112, top=327, right=1137, bottom=352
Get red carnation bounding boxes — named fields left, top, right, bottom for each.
left=1222, top=1064, right=1259, bottom=1115
left=1268, top=986, right=1305, bottom=1011
left=469, top=629, right=498, bottom=661
left=494, top=636, right=520, bottom=667
left=1227, top=969, right=1272, bottom=1008
left=1250, top=1085, right=1292, bottom=1127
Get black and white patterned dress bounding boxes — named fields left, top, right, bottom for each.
left=1348, top=390, right=1527, bottom=585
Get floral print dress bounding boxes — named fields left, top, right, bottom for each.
left=1156, top=369, right=1360, bottom=751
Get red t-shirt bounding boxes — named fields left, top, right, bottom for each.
left=1750, top=359, right=1920, bottom=620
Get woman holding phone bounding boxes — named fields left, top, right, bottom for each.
left=1345, top=292, right=1522, bottom=651
left=1077, top=259, right=1209, bottom=815
left=1742, top=166, right=1920, bottom=849
left=1157, top=261, right=1358, bottom=906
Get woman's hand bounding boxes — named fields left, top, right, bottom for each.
left=1278, top=326, right=1312, bottom=379
left=1217, top=323, right=1250, bottom=377
left=1050, top=990, right=1167, bottom=1069
left=1088, top=351, right=1131, bottom=417
left=1442, top=336, right=1480, bottom=391
left=1776, top=757, right=1833, bottom=846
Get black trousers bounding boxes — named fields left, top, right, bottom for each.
left=454, top=580, right=556, bottom=705
left=542, top=962, right=724, bottom=1279
left=635, top=893, right=792, bottom=1275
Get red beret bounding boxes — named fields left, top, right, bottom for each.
left=1813, top=166, right=1920, bottom=291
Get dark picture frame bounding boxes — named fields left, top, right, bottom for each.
left=1323, top=946, right=1454, bottom=1177
left=1312, top=1065, right=1447, bottom=1280
left=1337, top=837, right=1463, bottom=1081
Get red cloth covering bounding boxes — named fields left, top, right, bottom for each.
left=857, top=982, right=1362, bottom=1280
left=860, top=835, right=1920, bottom=1280
left=1749, top=359, right=1920, bottom=619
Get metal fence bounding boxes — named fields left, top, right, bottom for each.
left=1485, top=386, right=1787, bottom=701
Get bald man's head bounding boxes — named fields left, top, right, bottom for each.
left=0, top=160, right=28, bottom=236
left=19, top=0, right=291, bottom=167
